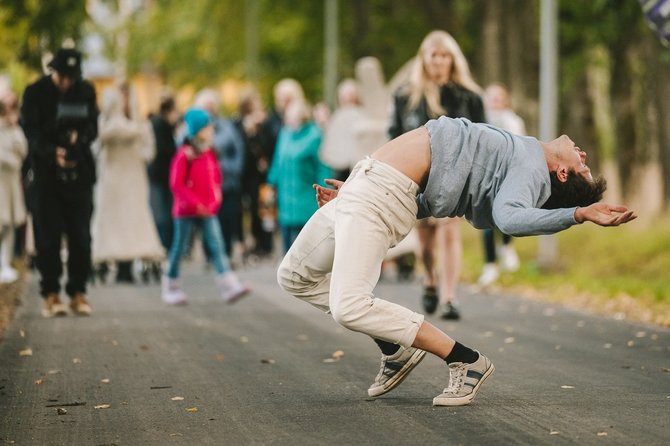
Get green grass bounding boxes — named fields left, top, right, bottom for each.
left=458, top=215, right=670, bottom=326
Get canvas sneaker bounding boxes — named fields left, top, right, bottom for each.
left=368, top=347, right=427, bottom=397
left=42, top=293, right=68, bottom=318
left=70, top=293, right=92, bottom=316
left=433, top=351, right=494, bottom=406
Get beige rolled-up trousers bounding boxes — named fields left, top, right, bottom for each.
left=277, top=157, right=424, bottom=347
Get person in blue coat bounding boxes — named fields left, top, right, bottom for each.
left=268, top=99, right=330, bottom=253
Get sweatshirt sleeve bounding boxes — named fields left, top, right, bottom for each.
left=492, top=170, right=578, bottom=236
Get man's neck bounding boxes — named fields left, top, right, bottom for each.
left=540, top=141, right=559, bottom=172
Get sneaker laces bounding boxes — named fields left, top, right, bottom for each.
left=444, top=363, right=466, bottom=393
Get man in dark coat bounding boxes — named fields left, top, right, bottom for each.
left=21, top=48, right=98, bottom=317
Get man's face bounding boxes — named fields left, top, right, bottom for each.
left=52, top=72, right=75, bottom=93
left=555, top=134, right=592, bottom=182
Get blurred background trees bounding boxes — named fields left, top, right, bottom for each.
left=1, top=0, right=669, bottom=212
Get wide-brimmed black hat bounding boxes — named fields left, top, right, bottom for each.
left=48, top=48, right=82, bottom=78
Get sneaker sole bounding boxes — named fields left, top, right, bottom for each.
left=432, top=363, right=495, bottom=406
left=368, top=349, right=427, bottom=397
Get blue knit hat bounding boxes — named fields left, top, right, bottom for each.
left=184, top=107, right=212, bottom=139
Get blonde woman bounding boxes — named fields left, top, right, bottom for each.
left=389, top=30, right=485, bottom=320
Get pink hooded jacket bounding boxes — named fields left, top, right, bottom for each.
left=169, top=145, right=222, bottom=217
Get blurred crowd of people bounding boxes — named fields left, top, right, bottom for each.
left=0, top=30, right=529, bottom=318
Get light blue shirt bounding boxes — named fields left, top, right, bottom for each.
left=419, top=117, right=578, bottom=236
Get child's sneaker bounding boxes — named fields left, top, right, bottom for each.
left=368, top=347, right=426, bottom=397
left=216, top=271, right=250, bottom=303
left=433, top=351, right=494, bottom=406
left=161, top=276, right=188, bottom=305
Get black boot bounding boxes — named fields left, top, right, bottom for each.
left=116, top=261, right=135, bottom=284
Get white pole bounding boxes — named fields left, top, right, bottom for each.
left=324, top=0, right=338, bottom=107
left=537, top=0, right=559, bottom=268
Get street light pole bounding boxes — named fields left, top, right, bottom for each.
left=324, top=0, right=338, bottom=107
left=537, top=0, right=559, bottom=269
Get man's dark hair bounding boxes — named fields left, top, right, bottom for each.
left=541, top=170, right=607, bottom=209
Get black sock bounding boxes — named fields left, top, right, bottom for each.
left=374, top=339, right=401, bottom=356
left=444, top=342, right=479, bottom=364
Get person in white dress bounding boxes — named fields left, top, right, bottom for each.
left=91, top=84, right=164, bottom=283
left=0, top=92, right=27, bottom=283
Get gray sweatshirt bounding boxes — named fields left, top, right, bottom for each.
left=418, top=116, right=578, bottom=236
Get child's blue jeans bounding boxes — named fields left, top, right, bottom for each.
left=167, top=216, right=230, bottom=279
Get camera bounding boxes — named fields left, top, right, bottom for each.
left=55, top=101, right=89, bottom=183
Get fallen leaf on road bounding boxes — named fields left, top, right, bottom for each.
left=94, top=404, right=111, bottom=409
left=322, top=358, right=338, bottom=363
left=297, top=334, right=309, bottom=341
left=100, top=378, right=110, bottom=384
left=56, top=408, right=67, bottom=415
left=185, top=407, right=198, bottom=412
left=332, top=350, right=345, bottom=359
left=111, top=340, right=119, bottom=346
left=661, top=368, right=670, bottom=373
left=240, top=336, right=249, bottom=343
left=597, top=432, right=608, bottom=437
left=215, top=353, right=225, bottom=362
left=19, top=348, right=33, bottom=356
left=504, top=337, right=515, bottom=344
left=576, top=321, right=586, bottom=328
left=34, top=379, right=44, bottom=385
left=542, top=308, right=556, bottom=317
left=554, top=345, right=561, bottom=350
left=20, top=330, right=25, bottom=338
left=261, top=358, right=276, bottom=364
left=626, top=340, right=635, bottom=347
left=171, top=396, right=184, bottom=401
left=560, top=385, right=575, bottom=389
left=603, top=343, right=612, bottom=349
left=549, top=430, right=560, bottom=435
left=635, top=331, right=646, bottom=338
left=72, top=358, right=82, bottom=364
left=47, top=369, right=61, bottom=375
left=482, top=331, right=494, bottom=338
left=169, top=433, right=183, bottom=437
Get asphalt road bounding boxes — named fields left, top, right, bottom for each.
left=0, top=260, right=668, bottom=446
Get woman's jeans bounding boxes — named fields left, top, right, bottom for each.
left=167, top=216, right=230, bottom=279
left=277, top=158, right=424, bottom=347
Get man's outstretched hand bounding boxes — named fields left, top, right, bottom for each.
left=313, top=179, right=344, bottom=207
left=574, top=203, right=637, bottom=226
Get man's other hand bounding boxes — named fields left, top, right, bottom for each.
left=313, top=179, right=344, bottom=208
left=55, top=147, right=77, bottom=169
left=575, top=202, right=637, bottom=226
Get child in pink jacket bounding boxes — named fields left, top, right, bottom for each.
left=162, top=107, right=249, bottom=305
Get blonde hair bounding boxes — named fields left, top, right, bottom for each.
left=407, top=30, right=481, bottom=117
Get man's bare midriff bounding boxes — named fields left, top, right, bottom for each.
left=371, top=127, right=432, bottom=188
